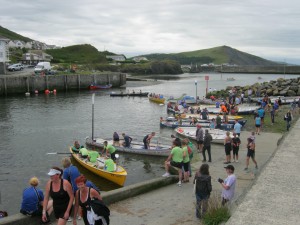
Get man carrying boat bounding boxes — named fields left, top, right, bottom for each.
left=143, top=132, right=156, bottom=149
left=103, top=141, right=117, bottom=161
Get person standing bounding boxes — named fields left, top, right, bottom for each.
left=196, top=124, right=204, bottom=153
left=202, top=129, right=212, bottom=162
left=270, top=106, right=275, bottom=124
left=193, top=164, right=212, bottom=219
left=72, top=175, right=106, bottom=225
left=181, top=139, right=190, bottom=183
left=255, top=114, right=261, bottom=135
left=216, top=114, right=222, bottom=129
left=232, top=133, right=241, bottom=162
left=112, top=132, right=120, bottom=146
left=257, top=107, right=265, bottom=128
left=143, top=132, right=155, bottom=149
left=42, top=167, right=74, bottom=225
left=20, top=177, right=53, bottom=220
left=244, top=138, right=258, bottom=170
left=223, top=131, right=232, bottom=164
left=103, top=141, right=117, bottom=161
left=218, top=165, right=236, bottom=206
left=284, top=110, right=292, bottom=131
left=162, top=138, right=183, bottom=186
left=233, top=120, right=242, bottom=137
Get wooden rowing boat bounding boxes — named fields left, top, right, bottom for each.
left=69, top=147, right=127, bottom=186
left=110, top=92, right=149, bottom=97
left=89, top=84, right=112, bottom=90
left=149, top=97, right=165, bottom=104
left=86, top=137, right=171, bottom=157
left=174, top=127, right=234, bottom=144
left=160, top=120, right=234, bottom=130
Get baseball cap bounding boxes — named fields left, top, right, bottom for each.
left=224, top=165, right=235, bottom=171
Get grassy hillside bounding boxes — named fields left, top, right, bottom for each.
left=0, top=26, right=32, bottom=42
left=46, top=44, right=107, bottom=64
left=139, top=46, right=278, bottom=66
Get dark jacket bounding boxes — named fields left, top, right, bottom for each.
left=203, top=133, right=212, bottom=146
left=194, top=174, right=212, bottom=197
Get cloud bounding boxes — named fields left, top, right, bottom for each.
left=1, top=0, right=300, bottom=63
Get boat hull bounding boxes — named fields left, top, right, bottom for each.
left=89, top=84, right=112, bottom=90
left=149, top=97, right=165, bottom=104
left=69, top=148, right=127, bottom=186
left=86, top=138, right=171, bottom=157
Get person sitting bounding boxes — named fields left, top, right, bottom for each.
left=72, top=141, right=82, bottom=153
left=79, top=147, right=89, bottom=159
left=88, top=150, right=100, bottom=163
left=122, top=133, right=133, bottom=148
left=20, top=177, right=53, bottom=222
left=104, top=157, right=116, bottom=172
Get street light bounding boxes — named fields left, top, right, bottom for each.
left=195, top=80, right=197, bottom=101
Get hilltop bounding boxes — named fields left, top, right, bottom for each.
left=0, top=25, right=33, bottom=42
left=46, top=44, right=111, bottom=64
left=138, top=46, right=279, bottom=66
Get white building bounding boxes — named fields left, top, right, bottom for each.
left=106, top=55, right=126, bottom=62
left=132, top=56, right=148, bottom=62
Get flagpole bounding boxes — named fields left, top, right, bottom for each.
left=92, top=93, right=95, bottom=141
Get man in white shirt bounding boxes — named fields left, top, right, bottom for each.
left=218, top=165, right=236, bottom=205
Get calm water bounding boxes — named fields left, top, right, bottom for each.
left=0, top=73, right=298, bottom=214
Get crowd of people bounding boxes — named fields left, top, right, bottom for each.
left=19, top=155, right=108, bottom=225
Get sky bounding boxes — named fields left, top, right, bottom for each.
left=1, top=0, right=300, bottom=64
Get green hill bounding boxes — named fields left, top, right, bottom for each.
left=0, top=25, right=33, bottom=42
left=138, top=46, right=278, bottom=66
left=46, top=44, right=108, bottom=64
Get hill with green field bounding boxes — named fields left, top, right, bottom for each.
left=138, top=46, right=278, bottom=66
left=0, top=26, right=33, bottom=42
left=46, top=44, right=109, bottom=64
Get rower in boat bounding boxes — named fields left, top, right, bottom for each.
left=87, top=150, right=100, bottom=163
left=79, top=147, right=89, bottom=159
left=72, top=141, right=83, bottom=153
left=122, top=133, right=133, bottom=148
left=103, top=141, right=117, bottom=161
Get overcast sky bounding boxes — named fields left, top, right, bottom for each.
left=1, top=0, right=299, bottom=63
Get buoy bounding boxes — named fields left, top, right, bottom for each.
left=25, top=92, right=30, bottom=96
left=53, top=89, right=57, bottom=94
left=34, top=90, right=39, bottom=94
left=45, top=89, right=50, bottom=94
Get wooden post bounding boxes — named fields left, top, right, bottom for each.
left=64, top=75, right=68, bottom=91
left=4, top=76, right=7, bottom=96
left=78, top=74, right=81, bottom=90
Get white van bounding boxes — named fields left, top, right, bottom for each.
left=34, top=62, right=52, bottom=74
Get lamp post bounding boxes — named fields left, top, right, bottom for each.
left=195, top=80, right=197, bottom=101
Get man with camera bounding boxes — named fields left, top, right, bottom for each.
left=218, top=165, right=236, bottom=206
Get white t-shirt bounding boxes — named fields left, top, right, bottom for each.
left=221, top=174, right=236, bottom=200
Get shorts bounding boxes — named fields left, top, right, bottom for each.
left=111, top=152, right=116, bottom=161
left=197, top=140, right=204, bottom=145
left=247, top=149, right=255, bottom=158
left=232, top=146, right=239, bottom=155
left=20, top=205, right=43, bottom=216
left=224, top=144, right=232, bottom=155
left=255, top=124, right=261, bottom=128
left=53, top=203, right=68, bottom=219
left=260, top=117, right=264, bottom=122
left=113, top=138, right=120, bottom=142
left=170, top=161, right=183, bottom=169
left=183, top=162, right=190, bottom=172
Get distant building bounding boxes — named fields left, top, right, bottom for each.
left=132, top=56, right=148, bottom=62
left=21, top=50, right=53, bottom=65
left=106, top=55, right=126, bottom=62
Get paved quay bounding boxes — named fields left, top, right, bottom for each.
left=226, top=119, right=300, bottom=225
left=78, top=131, right=281, bottom=225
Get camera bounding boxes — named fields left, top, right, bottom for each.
left=217, top=178, right=224, bottom=183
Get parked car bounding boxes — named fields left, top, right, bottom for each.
left=8, top=63, right=24, bottom=71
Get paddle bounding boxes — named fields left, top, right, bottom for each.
left=46, top=152, right=72, bottom=155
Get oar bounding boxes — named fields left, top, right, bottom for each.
left=46, top=152, right=72, bottom=155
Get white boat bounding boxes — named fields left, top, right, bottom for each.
left=174, top=127, right=233, bottom=144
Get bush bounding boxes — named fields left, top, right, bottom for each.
left=202, top=192, right=230, bottom=225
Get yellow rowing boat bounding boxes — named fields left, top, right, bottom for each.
left=149, top=97, right=165, bottom=104
left=69, top=147, right=127, bottom=186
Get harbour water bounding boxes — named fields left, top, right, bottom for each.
left=0, top=72, right=298, bottom=214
